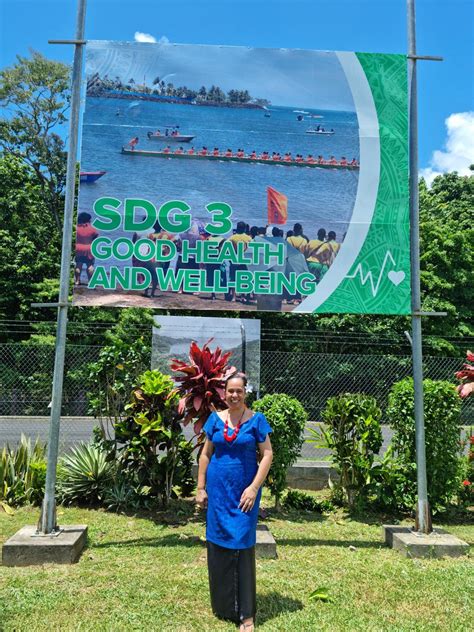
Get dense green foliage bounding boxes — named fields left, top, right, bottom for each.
left=459, top=430, right=473, bottom=504
left=282, top=489, right=333, bottom=513
left=60, top=368, right=195, bottom=510
left=87, top=309, right=153, bottom=428
left=317, top=393, right=383, bottom=510
left=58, top=442, right=114, bottom=506
left=253, top=393, right=307, bottom=507
left=0, top=435, right=46, bottom=507
left=387, top=377, right=463, bottom=511
left=108, top=369, right=194, bottom=507
left=0, top=51, right=69, bottom=232
left=0, top=155, right=61, bottom=323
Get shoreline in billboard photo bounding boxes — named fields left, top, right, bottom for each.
left=74, top=42, right=410, bottom=314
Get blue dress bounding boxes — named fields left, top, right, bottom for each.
left=203, top=411, right=272, bottom=549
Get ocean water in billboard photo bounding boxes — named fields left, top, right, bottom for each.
left=80, top=97, right=359, bottom=239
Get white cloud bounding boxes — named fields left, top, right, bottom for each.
left=420, top=112, right=474, bottom=186
left=134, top=32, right=157, bottom=43
left=134, top=32, right=170, bottom=44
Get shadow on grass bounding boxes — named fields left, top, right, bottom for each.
left=107, top=498, right=207, bottom=528
left=347, top=506, right=474, bottom=529
left=256, top=591, right=304, bottom=625
left=433, top=507, right=474, bottom=527
left=260, top=509, right=329, bottom=524
left=276, top=537, right=383, bottom=548
left=91, top=533, right=206, bottom=549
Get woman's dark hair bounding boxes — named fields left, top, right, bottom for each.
left=77, top=212, right=92, bottom=224
left=225, top=371, right=248, bottom=388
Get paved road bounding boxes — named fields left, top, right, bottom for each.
left=1, top=417, right=470, bottom=461
left=0, top=416, right=399, bottom=461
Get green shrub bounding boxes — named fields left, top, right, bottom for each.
left=455, top=428, right=473, bottom=506
left=0, top=435, right=47, bottom=507
left=387, top=378, right=463, bottom=512
left=113, top=370, right=192, bottom=507
left=282, top=489, right=333, bottom=513
left=58, top=443, right=114, bottom=506
left=316, top=393, right=383, bottom=510
left=102, top=476, right=143, bottom=513
left=87, top=310, right=154, bottom=431
left=253, top=394, right=307, bottom=508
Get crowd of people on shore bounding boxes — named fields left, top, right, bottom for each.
left=75, top=213, right=342, bottom=305
left=75, top=214, right=342, bottom=301
left=132, top=220, right=341, bottom=303
left=125, top=137, right=359, bottom=167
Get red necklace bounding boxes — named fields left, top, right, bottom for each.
left=223, top=408, right=246, bottom=443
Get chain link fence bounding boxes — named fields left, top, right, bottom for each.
left=259, top=350, right=473, bottom=422
left=0, top=343, right=472, bottom=457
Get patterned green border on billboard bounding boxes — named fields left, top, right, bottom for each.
left=315, top=53, right=410, bottom=314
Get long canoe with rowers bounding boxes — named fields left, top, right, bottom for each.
left=121, top=146, right=359, bottom=169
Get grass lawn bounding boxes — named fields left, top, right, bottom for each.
left=1, top=496, right=473, bottom=632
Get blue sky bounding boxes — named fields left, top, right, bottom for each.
left=1, top=0, right=473, bottom=179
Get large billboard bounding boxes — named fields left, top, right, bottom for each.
left=74, top=41, right=409, bottom=314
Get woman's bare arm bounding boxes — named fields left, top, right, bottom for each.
left=252, top=436, right=273, bottom=491
left=196, top=439, right=214, bottom=508
left=239, top=436, right=273, bottom=512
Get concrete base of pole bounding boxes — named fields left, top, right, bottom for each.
left=256, top=524, right=277, bottom=559
left=383, top=525, right=468, bottom=559
left=2, top=525, right=88, bottom=566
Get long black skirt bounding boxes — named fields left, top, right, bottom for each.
left=207, top=541, right=256, bottom=624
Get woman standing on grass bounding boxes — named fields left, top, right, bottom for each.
left=196, top=372, right=273, bottom=632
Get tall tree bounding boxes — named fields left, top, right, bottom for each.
left=0, top=154, right=61, bottom=327
left=0, top=51, right=70, bottom=233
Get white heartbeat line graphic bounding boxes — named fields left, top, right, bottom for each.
left=345, top=250, right=405, bottom=297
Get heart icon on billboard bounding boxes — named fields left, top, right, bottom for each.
left=388, top=270, right=405, bottom=286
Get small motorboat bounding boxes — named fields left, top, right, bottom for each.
left=308, top=114, right=323, bottom=119
left=147, top=125, right=195, bottom=142
left=80, top=171, right=106, bottom=183
left=306, top=128, right=335, bottom=135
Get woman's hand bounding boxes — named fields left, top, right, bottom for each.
left=195, top=488, right=208, bottom=509
left=239, top=486, right=258, bottom=512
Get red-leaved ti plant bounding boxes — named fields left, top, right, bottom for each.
left=171, top=339, right=236, bottom=435
left=455, top=350, right=474, bottom=399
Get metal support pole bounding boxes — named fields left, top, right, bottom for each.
left=240, top=323, right=247, bottom=375
left=407, top=0, right=432, bottom=534
left=38, top=0, right=87, bottom=534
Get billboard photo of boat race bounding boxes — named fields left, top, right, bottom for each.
left=74, top=41, right=410, bottom=314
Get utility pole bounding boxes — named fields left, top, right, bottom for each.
left=407, top=0, right=431, bottom=534
left=38, top=0, right=88, bottom=534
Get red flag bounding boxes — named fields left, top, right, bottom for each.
left=267, top=186, right=288, bottom=225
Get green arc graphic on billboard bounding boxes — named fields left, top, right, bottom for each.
left=74, top=42, right=409, bottom=315
left=297, top=52, right=410, bottom=314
